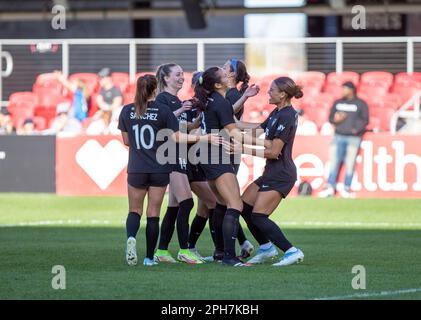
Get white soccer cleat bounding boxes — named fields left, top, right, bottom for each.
left=239, top=240, right=254, bottom=259
left=318, top=186, right=335, bottom=198
left=247, top=244, right=278, bottom=264
left=126, top=237, right=138, bottom=266
left=337, top=188, right=356, bottom=199
left=143, top=257, right=158, bottom=266
left=272, top=248, right=304, bottom=267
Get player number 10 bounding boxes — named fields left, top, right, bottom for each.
left=132, top=124, right=154, bottom=150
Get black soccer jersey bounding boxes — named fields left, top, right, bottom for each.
left=260, top=105, right=298, bottom=183
left=201, top=91, right=235, bottom=133
left=226, top=87, right=243, bottom=120
left=118, top=102, right=179, bottom=174
left=155, top=91, right=188, bottom=124
left=200, top=91, right=235, bottom=166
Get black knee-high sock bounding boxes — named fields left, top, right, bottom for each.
left=241, top=202, right=270, bottom=245
left=251, top=213, right=292, bottom=252
left=188, top=214, right=208, bottom=249
left=212, top=203, right=226, bottom=252
left=146, top=217, right=159, bottom=259
left=223, top=208, right=241, bottom=259
left=207, top=209, right=217, bottom=246
left=237, top=224, right=247, bottom=246
left=176, top=198, right=195, bottom=249
left=158, top=206, right=179, bottom=250
left=126, top=212, right=141, bottom=239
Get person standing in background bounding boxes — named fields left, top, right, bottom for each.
left=318, top=82, right=369, bottom=199
left=96, top=68, right=123, bottom=118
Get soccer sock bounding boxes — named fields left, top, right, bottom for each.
left=237, top=224, right=247, bottom=246
left=126, top=212, right=141, bottom=239
left=212, top=203, right=226, bottom=252
left=241, top=201, right=270, bottom=245
left=176, top=198, right=195, bottom=250
left=207, top=209, right=217, bottom=246
left=146, top=217, right=159, bottom=260
left=188, top=214, right=208, bottom=249
left=158, top=206, right=179, bottom=250
left=251, top=213, right=292, bottom=253
left=222, top=208, right=241, bottom=259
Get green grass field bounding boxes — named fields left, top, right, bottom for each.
left=1, top=194, right=421, bottom=300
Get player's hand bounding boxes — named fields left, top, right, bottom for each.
left=223, top=140, right=242, bottom=155
left=205, top=134, right=224, bottom=146
left=181, top=100, right=193, bottom=112
left=243, top=84, right=260, bottom=98
left=334, top=111, right=347, bottom=124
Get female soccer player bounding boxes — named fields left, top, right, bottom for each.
left=119, top=74, right=220, bottom=266
left=235, top=77, right=305, bottom=266
left=153, top=63, right=204, bottom=264
left=194, top=67, right=266, bottom=266
left=222, top=58, right=258, bottom=121
left=184, top=72, right=218, bottom=260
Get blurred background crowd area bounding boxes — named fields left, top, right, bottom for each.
left=1, top=68, right=420, bottom=136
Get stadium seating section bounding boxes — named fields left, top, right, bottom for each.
left=7, top=71, right=421, bottom=133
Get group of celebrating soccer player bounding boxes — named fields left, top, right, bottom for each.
left=118, top=59, right=305, bottom=267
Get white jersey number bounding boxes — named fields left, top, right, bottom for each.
left=132, top=124, right=154, bottom=150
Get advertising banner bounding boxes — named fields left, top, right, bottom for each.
left=0, top=135, right=56, bottom=192
left=55, top=134, right=421, bottom=198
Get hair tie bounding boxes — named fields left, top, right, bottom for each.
left=230, top=58, right=238, bottom=73
left=199, top=76, right=204, bottom=85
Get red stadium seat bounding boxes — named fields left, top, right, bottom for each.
left=369, top=106, right=396, bottom=131
left=367, top=116, right=381, bottom=132
left=9, top=92, right=37, bottom=105
left=33, top=116, right=47, bottom=131
left=300, top=94, right=334, bottom=114
left=69, top=73, right=99, bottom=96
left=326, top=71, right=359, bottom=86
left=360, top=71, right=393, bottom=90
left=111, top=72, right=130, bottom=93
left=8, top=93, right=37, bottom=124
left=124, top=83, right=136, bottom=105
left=394, top=72, right=421, bottom=87
left=323, top=85, right=344, bottom=100
left=88, top=92, right=100, bottom=117
left=303, top=105, right=330, bottom=129
left=302, top=86, right=321, bottom=98
left=358, top=85, right=388, bottom=98
left=296, top=71, right=326, bottom=90
left=34, top=72, right=63, bottom=88
left=391, top=85, right=421, bottom=102
left=35, top=88, right=68, bottom=108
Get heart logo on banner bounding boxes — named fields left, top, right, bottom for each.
left=76, top=139, right=128, bottom=190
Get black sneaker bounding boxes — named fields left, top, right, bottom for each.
left=213, top=250, right=224, bottom=261
left=221, top=257, right=251, bottom=267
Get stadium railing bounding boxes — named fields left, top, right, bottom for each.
left=1, top=36, right=421, bottom=103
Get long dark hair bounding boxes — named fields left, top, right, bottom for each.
left=134, top=74, right=157, bottom=118
left=193, top=67, right=221, bottom=111
left=273, top=77, right=304, bottom=100
left=156, top=63, right=179, bottom=93
left=229, top=59, right=250, bottom=94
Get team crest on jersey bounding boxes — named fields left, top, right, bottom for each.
left=277, top=124, right=285, bottom=132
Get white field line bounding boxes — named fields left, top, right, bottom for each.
left=314, top=287, right=421, bottom=300
left=280, top=221, right=421, bottom=228
left=1, top=220, right=421, bottom=228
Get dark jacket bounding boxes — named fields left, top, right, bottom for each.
left=329, top=97, right=369, bottom=136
